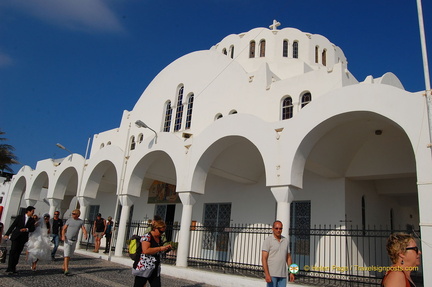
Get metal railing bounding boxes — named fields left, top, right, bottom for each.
left=82, top=221, right=423, bottom=286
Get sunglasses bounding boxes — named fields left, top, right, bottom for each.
left=72, top=213, right=78, bottom=215
left=406, top=246, right=419, bottom=254
left=54, top=214, right=60, bottom=216
left=273, top=227, right=283, bottom=230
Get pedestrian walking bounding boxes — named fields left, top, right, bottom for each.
left=3, top=206, right=36, bottom=275
left=132, top=220, right=172, bottom=287
left=61, top=209, right=88, bottom=275
left=50, top=210, right=64, bottom=260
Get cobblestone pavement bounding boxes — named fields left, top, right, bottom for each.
left=0, top=253, right=216, bottom=287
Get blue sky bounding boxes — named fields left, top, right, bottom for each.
left=1, top=0, right=431, bottom=173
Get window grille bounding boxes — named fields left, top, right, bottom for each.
left=185, top=94, right=194, bottom=129
left=163, top=101, right=172, bottom=132
left=174, top=87, right=184, bottom=131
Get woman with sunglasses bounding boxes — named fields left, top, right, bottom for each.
left=132, top=220, right=172, bottom=287
left=382, top=233, right=421, bottom=287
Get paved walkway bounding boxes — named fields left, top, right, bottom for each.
left=0, top=252, right=217, bottom=287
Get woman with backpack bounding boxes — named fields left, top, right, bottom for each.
left=132, top=220, right=172, bottom=287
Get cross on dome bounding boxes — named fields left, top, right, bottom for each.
left=269, top=19, right=281, bottom=31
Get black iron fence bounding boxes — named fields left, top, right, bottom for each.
left=291, top=225, right=423, bottom=286
left=80, top=221, right=423, bottom=286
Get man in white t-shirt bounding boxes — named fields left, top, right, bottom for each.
left=61, top=209, right=87, bottom=276
left=262, top=220, right=295, bottom=286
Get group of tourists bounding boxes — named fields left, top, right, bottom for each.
left=2, top=206, right=113, bottom=276
left=1, top=207, right=422, bottom=286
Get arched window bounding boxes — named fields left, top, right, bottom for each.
left=293, top=41, right=299, bottom=59
left=185, top=94, right=194, bottom=129
left=174, top=86, right=184, bottom=131
left=249, top=41, right=256, bottom=58
left=215, top=113, right=223, bottom=120
left=230, top=45, right=234, bottom=59
left=138, top=133, right=143, bottom=144
left=259, top=40, right=266, bottom=57
left=301, top=92, right=312, bottom=108
left=282, top=40, right=288, bottom=57
left=163, top=101, right=172, bottom=132
left=130, top=136, right=136, bottom=150
left=222, top=48, right=227, bottom=55
left=100, top=143, right=105, bottom=149
left=281, top=97, right=293, bottom=120
left=322, top=49, right=327, bottom=66
left=315, top=46, right=319, bottom=63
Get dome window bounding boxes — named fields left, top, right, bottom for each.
left=163, top=101, right=172, bottom=132
left=185, top=94, right=194, bottom=130
left=283, top=40, right=288, bottom=57
left=281, top=96, right=293, bottom=120
left=293, top=41, right=299, bottom=59
left=322, top=49, right=327, bottom=66
left=301, top=92, right=312, bottom=108
left=174, top=86, right=184, bottom=132
left=259, top=40, right=266, bottom=57
left=249, top=41, right=256, bottom=58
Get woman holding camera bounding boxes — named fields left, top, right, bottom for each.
left=132, top=220, right=171, bottom=287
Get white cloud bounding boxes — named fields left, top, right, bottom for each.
left=4, top=0, right=124, bottom=33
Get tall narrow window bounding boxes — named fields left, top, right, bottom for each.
left=322, top=49, right=327, bottom=66
left=282, top=40, right=288, bottom=57
left=293, top=41, right=299, bottom=58
left=163, top=101, right=172, bottom=132
left=282, top=96, right=293, bottom=120
left=174, top=86, right=184, bottom=131
left=249, top=41, right=256, bottom=58
left=259, top=40, right=266, bottom=57
left=301, top=92, right=312, bottom=108
left=185, top=94, right=194, bottom=129
left=230, top=46, right=234, bottom=59
left=315, top=46, right=319, bottom=63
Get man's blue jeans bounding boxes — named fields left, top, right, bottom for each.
left=267, top=277, right=286, bottom=287
left=51, top=234, right=60, bottom=257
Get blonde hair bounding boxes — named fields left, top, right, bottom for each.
left=72, top=209, right=81, bottom=216
left=386, top=233, right=414, bottom=264
left=152, top=220, right=166, bottom=231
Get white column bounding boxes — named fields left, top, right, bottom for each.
left=176, top=192, right=199, bottom=267
left=270, top=185, right=294, bottom=238
left=114, top=195, right=137, bottom=257
left=77, top=196, right=91, bottom=249
left=48, top=198, right=62, bottom=217
left=418, top=183, right=432, bottom=286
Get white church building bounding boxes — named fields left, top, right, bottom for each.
left=1, top=21, right=430, bottom=285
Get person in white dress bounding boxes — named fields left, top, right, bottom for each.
left=26, top=213, right=52, bottom=271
